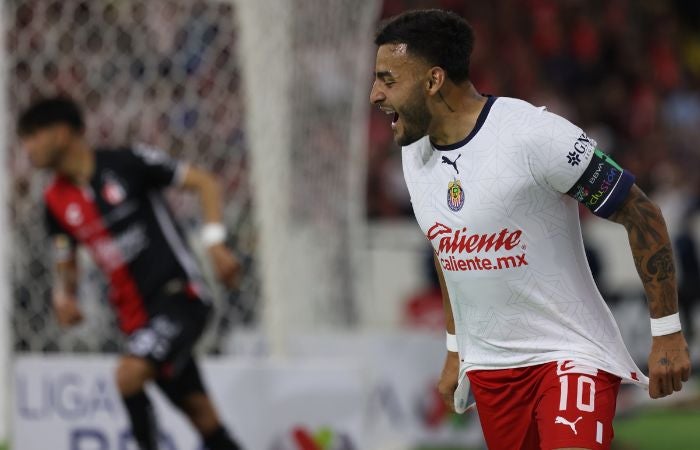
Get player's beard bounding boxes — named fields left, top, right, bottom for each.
left=395, top=86, right=431, bottom=146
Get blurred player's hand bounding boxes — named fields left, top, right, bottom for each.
left=208, top=243, right=241, bottom=289
left=52, top=290, right=83, bottom=327
left=647, top=331, right=691, bottom=399
left=437, top=350, right=460, bottom=412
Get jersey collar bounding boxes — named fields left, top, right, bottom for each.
left=431, top=95, right=497, bottom=151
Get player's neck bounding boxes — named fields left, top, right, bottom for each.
left=428, top=82, right=487, bottom=147
left=57, top=140, right=94, bottom=185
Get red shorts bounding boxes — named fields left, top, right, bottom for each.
left=467, top=361, right=621, bottom=450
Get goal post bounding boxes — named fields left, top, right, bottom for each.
left=0, top=0, right=11, bottom=443
left=234, top=0, right=293, bottom=356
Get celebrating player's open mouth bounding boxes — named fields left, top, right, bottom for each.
left=379, top=107, right=399, bottom=130
left=380, top=106, right=403, bottom=135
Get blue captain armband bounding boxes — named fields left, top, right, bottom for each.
left=566, top=149, right=635, bottom=218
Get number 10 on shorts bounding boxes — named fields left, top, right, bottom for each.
left=559, top=374, right=596, bottom=412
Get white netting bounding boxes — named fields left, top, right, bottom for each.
left=236, top=0, right=379, bottom=348
left=7, top=0, right=379, bottom=355
left=7, top=0, right=257, bottom=353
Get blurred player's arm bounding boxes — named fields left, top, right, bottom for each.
left=609, top=184, right=691, bottom=398
left=180, top=166, right=240, bottom=288
left=180, top=166, right=224, bottom=225
left=45, top=205, right=83, bottom=327
left=132, top=144, right=240, bottom=288
left=434, top=254, right=459, bottom=411
left=51, top=236, right=83, bottom=327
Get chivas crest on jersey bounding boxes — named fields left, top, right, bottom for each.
left=447, top=178, right=465, bottom=212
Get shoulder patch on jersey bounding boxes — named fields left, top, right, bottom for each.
left=447, top=178, right=465, bottom=212
left=566, top=133, right=595, bottom=167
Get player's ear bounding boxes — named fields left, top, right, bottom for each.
left=426, top=67, right=445, bottom=95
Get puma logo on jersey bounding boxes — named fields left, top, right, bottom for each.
left=555, top=416, right=583, bottom=434
left=441, top=154, right=461, bottom=174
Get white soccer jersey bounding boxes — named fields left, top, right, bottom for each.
left=402, top=96, right=647, bottom=386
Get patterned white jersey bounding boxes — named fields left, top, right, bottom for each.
left=402, top=96, right=647, bottom=385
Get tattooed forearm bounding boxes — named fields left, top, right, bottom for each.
left=610, top=185, right=678, bottom=318
left=632, top=245, right=674, bottom=284
left=645, top=245, right=674, bottom=282
left=633, top=255, right=654, bottom=284
left=611, top=189, right=664, bottom=248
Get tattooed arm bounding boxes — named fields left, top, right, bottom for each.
left=609, top=184, right=691, bottom=398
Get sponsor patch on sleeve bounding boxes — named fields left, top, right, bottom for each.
left=566, top=149, right=635, bottom=218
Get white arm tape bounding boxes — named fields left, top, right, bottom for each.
left=201, top=222, right=226, bottom=247
left=446, top=332, right=458, bottom=352
left=650, top=313, right=681, bottom=337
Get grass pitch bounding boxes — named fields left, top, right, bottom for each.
left=417, top=409, right=700, bottom=450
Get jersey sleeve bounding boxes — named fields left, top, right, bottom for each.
left=45, top=205, right=76, bottom=263
left=525, top=109, right=597, bottom=193
left=526, top=109, right=635, bottom=218
left=130, top=143, right=188, bottom=188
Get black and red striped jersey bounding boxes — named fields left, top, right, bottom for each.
left=44, top=144, right=209, bottom=333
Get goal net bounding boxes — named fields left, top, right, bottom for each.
left=4, top=0, right=378, bottom=356
left=235, top=0, right=379, bottom=351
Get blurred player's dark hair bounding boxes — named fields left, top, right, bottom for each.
left=374, top=9, right=474, bottom=83
left=17, top=96, right=85, bottom=136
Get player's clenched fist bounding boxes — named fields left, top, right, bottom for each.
left=647, top=332, right=691, bottom=399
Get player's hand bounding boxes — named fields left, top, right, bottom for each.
left=647, top=331, right=691, bottom=399
left=52, top=290, right=83, bottom=327
left=437, top=350, right=460, bottom=412
left=208, top=243, right=241, bottom=289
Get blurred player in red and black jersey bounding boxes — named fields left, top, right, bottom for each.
left=18, top=97, right=242, bottom=450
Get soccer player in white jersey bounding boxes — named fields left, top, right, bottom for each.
left=370, top=9, right=691, bottom=450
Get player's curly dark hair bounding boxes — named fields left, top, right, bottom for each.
left=17, top=96, right=85, bottom=136
left=374, top=9, right=474, bottom=83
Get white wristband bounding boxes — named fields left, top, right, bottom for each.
left=201, top=222, right=226, bottom=247
left=446, top=332, right=458, bottom=352
left=650, top=313, right=681, bottom=337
